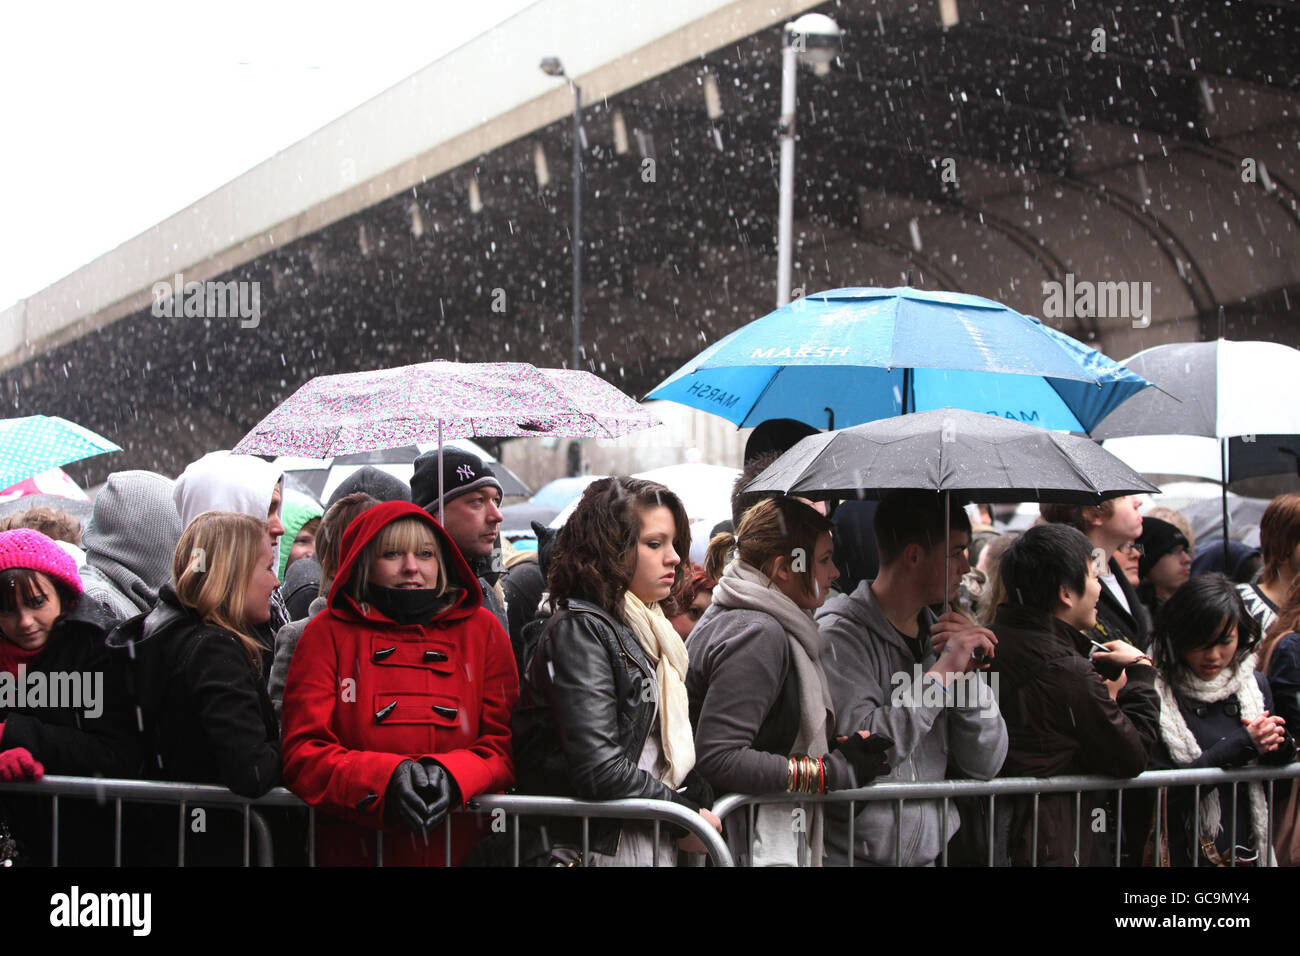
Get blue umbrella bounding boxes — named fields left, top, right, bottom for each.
left=646, top=286, right=1149, bottom=433
left=0, top=416, right=120, bottom=490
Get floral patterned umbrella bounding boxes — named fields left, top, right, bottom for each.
left=232, top=361, right=662, bottom=458
left=232, top=361, right=662, bottom=521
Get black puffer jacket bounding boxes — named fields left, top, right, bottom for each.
left=512, top=598, right=708, bottom=856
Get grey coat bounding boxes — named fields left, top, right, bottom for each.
left=685, top=604, right=812, bottom=794
left=815, top=580, right=1008, bottom=866
left=268, top=594, right=328, bottom=717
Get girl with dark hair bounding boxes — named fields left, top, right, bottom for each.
left=687, top=497, right=889, bottom=866
left=667, top=564, right=716, bottom=640
left=0, top=529, right=138, bottom=864
left=1150, top=573, right=1295, bottom=866
left=1259, top=575, right=1300, bottom=748
left=513, top=477, right=720, bottom=865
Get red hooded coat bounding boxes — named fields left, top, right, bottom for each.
left=281, top=500, right=518, bottom=866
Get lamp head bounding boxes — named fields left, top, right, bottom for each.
left=786, top=13, right=842, bottom=73
left=540, top=56, right=566, bottom=77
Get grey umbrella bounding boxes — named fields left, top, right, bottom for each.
left=745, top=408, right=1159, bottom=611
left=746, top=408, right=1159, bottom=505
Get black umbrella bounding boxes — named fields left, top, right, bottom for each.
left=746, top=408, right=1159, bottom=505
left=745, top=409, right=1159, bottom=611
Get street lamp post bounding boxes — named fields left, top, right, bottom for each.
left=541, top=57, right=585, bottom=474
left=776, top=13, right=842, bottom=307
left=540, top=56, right=583, bottom=373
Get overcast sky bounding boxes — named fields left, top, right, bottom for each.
left=0, top=0, right=538, bottom=311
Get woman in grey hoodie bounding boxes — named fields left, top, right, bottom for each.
left=686, top=497, right=890, bottom=866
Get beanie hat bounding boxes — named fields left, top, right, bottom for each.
left=278, top=489, right=325, bottom=580
left=1137, top=517, right=1190, bottom=580
left=410, top=448, right=503, bottom=511
left=325, top=465, right=411, bottom=510
left=0, top=528, right=85, bottom=595
left=1191, top=539, right=1262, bottom=579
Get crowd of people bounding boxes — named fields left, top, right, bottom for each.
left=1, top=432, right=1299, bottom=868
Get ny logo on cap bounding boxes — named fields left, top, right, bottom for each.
left=456, top=464, right=475, bottom=481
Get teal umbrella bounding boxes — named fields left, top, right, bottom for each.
left=0, top=416, right=121, bottom=490
left=646, top=286, right=1150, bottom=433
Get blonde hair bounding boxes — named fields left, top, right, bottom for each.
left=173, top=511, right=270, bottom=673
left=349, top=516, right=448, bottom=600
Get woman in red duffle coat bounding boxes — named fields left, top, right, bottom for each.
left=281, top=499, right=518, bottom=866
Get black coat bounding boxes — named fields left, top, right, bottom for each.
left=1, top=600, right=140, bottom=777
left=988, top=604, right=1161, bottom=866
left=0, top=601, right=140, bottom=866
left=512, top=598, right=707, bottom=856
left=1088, top=558, right=1152, bottom=653
left=1151, top=672, right=1296, bottom=866
left=107, top=585, right=281, bottom=865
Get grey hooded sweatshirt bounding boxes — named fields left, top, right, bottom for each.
left=80, top=470, right=183, bottom=625
left=815, top=580, right=1008, bottom=866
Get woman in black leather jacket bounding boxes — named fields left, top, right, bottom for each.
left=512, top=477, right=721, bottom=864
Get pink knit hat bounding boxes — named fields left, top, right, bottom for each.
left=0, top=529, right=84, bottom=595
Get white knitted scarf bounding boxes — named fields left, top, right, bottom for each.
left=620, top=590, right=695, bottom=788
left=1154, top=655, right=1273, bottom=865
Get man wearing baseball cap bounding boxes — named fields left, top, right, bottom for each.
left=410, top=447, right=508, bottom=630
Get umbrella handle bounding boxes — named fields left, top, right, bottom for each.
left=438, top=421, right=445, bottom=526
left=944, top=489, right=951, bottom=617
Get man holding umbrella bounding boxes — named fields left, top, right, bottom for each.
left=816, top=490, right=1008, bottom=867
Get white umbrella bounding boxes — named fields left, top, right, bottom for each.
left=1092, top=333, right=1300, bottom=559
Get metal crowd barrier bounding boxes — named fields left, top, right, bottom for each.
left=0, top=776, right=733, bottom=867
left=711, top=763, right=1300, bottom=867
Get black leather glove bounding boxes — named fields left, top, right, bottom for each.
left=385, top=760, right=433, bottom=833
left=415, top=759, right=459, bottom=830
left=825, top=733, right=894, bottom=790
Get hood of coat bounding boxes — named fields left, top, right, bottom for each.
left=327, top=499, right=482, bottom=625
left=84, top=469, right=183, bottom=613
left=172, top=450, right=284, bottom=530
